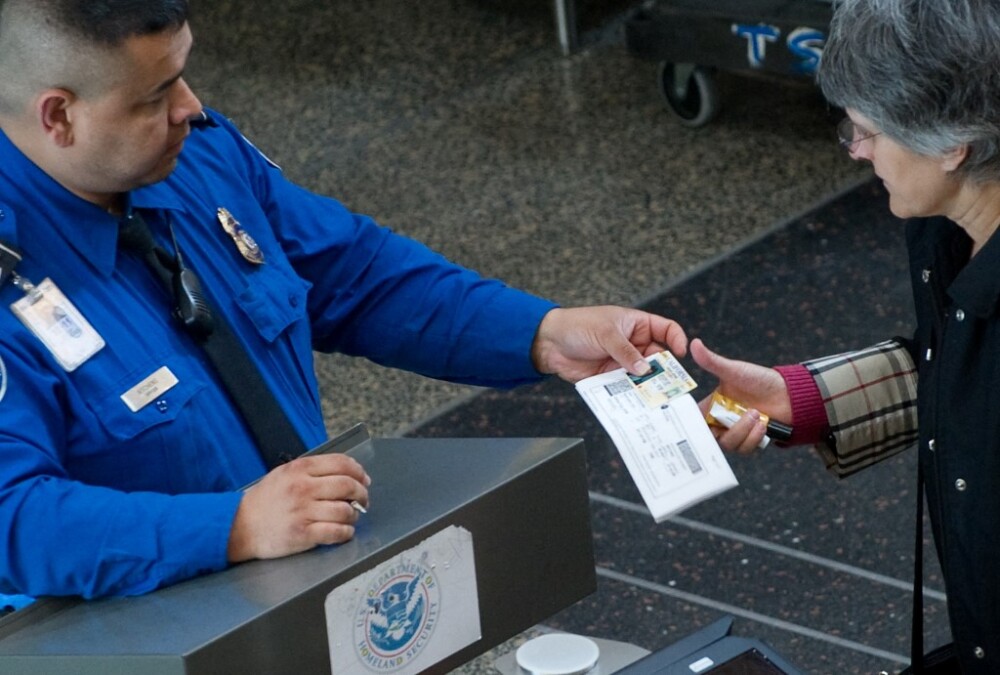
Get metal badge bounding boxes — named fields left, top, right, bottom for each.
left=217, top=207, right=264, bottom=265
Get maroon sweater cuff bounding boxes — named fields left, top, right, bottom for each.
left=774, top=364, right=829, bottom=445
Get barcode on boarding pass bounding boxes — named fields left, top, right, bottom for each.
left=678, top=439, right=702, bottom=474
left=604, top=379, right=634, bottom=396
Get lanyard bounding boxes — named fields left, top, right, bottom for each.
left=118, top=209, right=307, bottom=468
left=0, top=239, right=24, bottom=292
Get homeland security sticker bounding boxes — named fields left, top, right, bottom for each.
left=325, top=526, right=481, bottom=675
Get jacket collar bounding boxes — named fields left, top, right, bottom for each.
left=947, top=218, right=1000, bottom=318
left=909, top=214, right=1000, bottom=319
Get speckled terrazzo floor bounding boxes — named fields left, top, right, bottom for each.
left=179, top=1, right=928, bottom=673
left=185, top=0, right=869, bottom=441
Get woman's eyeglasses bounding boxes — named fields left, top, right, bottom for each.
left=837, top=118, right=882, bottom=151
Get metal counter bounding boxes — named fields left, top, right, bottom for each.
left=0, top=434, right=595, bottom=675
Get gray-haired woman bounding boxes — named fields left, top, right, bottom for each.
left=689, top=1, right=1000, bottom=672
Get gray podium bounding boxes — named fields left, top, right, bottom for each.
left=0, top=429, right=595, bottom=675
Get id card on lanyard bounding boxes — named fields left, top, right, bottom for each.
left=11, top=278, right=105, bottom=372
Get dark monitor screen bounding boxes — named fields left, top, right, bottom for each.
left=614, top=616, right=804, bottom=675
left=707, top=648, right=787, bottom=675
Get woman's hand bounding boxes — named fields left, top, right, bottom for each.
left=691, top=338, right=792, bottom=454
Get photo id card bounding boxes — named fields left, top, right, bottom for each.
left=628, top=350, right=698, bottom=408
left=11, top=278, right=105, bottom=371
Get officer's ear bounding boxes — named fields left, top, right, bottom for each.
left=35, top=88, right=76, bottom=148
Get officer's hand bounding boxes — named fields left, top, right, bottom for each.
left=531, top=306, right=688, bottom=382
left=226, top=453, right=370, bottom=563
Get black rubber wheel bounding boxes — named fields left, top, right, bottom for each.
left=657, top=62, right=719, bottom=128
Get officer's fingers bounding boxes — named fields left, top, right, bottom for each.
left=306, top=474, right=368, bottom=504
left=307, top=520, right=357, bottom=546
left=297, top=453, right=371, bottom=486
left=305, top=498, right=361, bottom=526
left=645, top=314, right=688, bottom=358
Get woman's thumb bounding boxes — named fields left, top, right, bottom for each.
left=690, top=338, right=728, bottom=379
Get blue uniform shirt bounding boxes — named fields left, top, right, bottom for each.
left=0, top=110, right=555, bottom=598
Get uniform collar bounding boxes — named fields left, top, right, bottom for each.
left=0, top=128, right=113, bottom=273
left=0, top=128, right=189, bottom=278
left=130, top=182, right=188, bottom=214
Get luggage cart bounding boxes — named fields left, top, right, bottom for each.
left=625, top=0, right=833, bottom=127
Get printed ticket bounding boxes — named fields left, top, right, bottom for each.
left=575, top=355, right=738, bottom=521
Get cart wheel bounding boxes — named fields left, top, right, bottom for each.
left=657, top=62, right=719, bottom=127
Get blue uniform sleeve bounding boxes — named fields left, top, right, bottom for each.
left=212, top=116, right=557, bottom=388
left=0, top=338, right=241, bottom=598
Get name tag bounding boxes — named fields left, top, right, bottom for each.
left=11, top=278, right=105, bottom=372
left=120, top=366, right=179, bottom=412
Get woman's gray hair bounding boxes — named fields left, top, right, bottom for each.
left=819, top=0, right=1000, bottom=182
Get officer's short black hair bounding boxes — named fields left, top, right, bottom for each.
left=0, top=0, right=191, bottom=114
left=2, top=0, right=190, bottom=47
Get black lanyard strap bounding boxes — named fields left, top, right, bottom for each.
left=118, top=210, right=306, bottom=469
left=0, top=240, right=23, bottom=289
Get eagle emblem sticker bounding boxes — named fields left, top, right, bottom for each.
left=355, top=559, right=440, bottom=671
left=325, top=526, right=482, bottom=675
